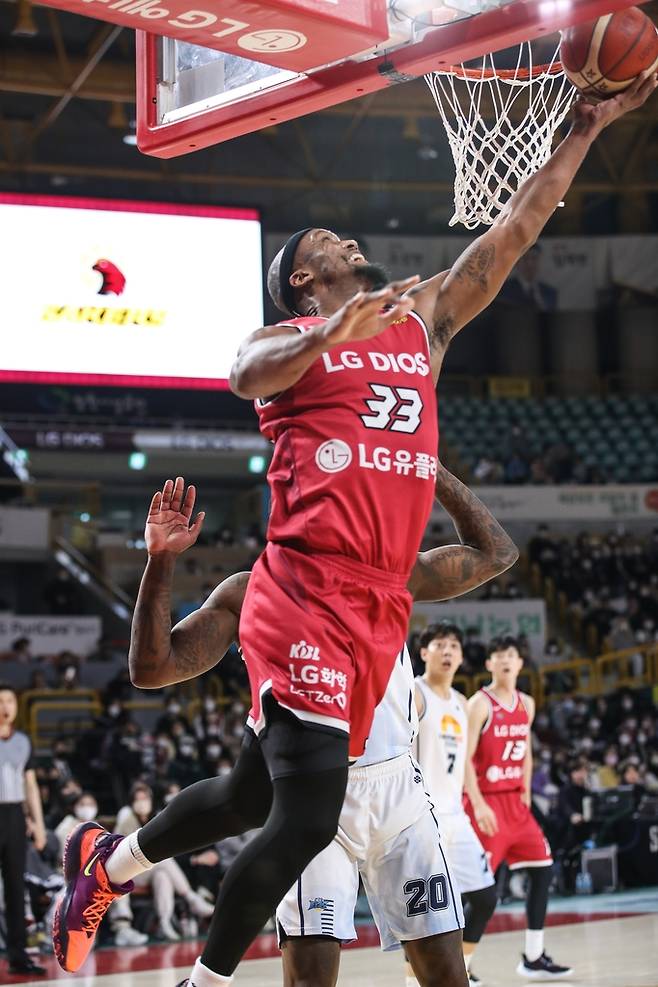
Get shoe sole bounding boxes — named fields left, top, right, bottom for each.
left=53, top=821, right=103, bottom=972
left=516, top=962, right=574, bottom=980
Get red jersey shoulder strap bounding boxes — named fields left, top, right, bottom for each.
left=275, top=316, right=327, bottom=332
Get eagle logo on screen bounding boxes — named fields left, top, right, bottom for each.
left=92, top=258, right=126, bottom=296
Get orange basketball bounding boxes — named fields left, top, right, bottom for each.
left=560, top=6, right=658, bottom=101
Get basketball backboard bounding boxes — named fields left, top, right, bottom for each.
left=136, top=0, right=642, bottom=158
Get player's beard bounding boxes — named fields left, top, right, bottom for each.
left=354, top=262, right=390, bottom=291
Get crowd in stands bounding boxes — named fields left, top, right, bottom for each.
left=441, top=393, right=658, bottom=486
left=530, top=686, right=658, bottom=891
left=471, top=439, right=605, bottom=487
left=530, top=524, right=658, bottom=654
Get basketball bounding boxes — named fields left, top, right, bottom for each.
left=560, top=6, right=658, bottom=101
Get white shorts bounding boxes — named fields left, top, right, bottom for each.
left=277, top=752, right=464, bottom=951
left=438, top=811, right=495, bottom=894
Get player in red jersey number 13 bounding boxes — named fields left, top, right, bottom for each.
left=465, top=637, right=573, bottom=980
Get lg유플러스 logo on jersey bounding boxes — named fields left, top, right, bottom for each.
left=289, top=640, right=320, bottom=661
left=92, top=258, right=126, bottom=296
left=315, top=438, right=352, bottom=473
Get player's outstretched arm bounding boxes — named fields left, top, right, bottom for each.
left=128, top=477, right=248, bottom=688
left=465, top=693, right=498, bottom=836
left=410, top=70, right=657, bottom=374
left=407, top=462, right=518, bottom=603
left=229, top=277, right=419, bottom=399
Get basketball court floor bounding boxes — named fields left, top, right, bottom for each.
left=4, top=889, right=657, bottom=987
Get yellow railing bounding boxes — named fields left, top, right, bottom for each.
left=596, top=643, right=657, bottom=693
left=30, top=700, right=102, bottom=749
left=536, top=658, right=600, bottom=706
left=19, top=688, right=99, bottom=730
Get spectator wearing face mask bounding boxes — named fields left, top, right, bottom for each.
left=156, top=697, right=191, bottom=736
left=217, top=756, right=233, bottom=776
left=112, top=783, right=214, bottom=942
left=596, top=747, right=620, bottom=789
left=168, top=735, right=204, bottom=788
left=55, top=792, right=99, bottom=859
left=202, top=740, right=225, bottom=775
left=543, top=638, right=566, bottom=665
left=607, top=617, right=636, bottom=653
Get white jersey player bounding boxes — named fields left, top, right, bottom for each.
left=411, top=622, right=497, bottom=987
left=277, top=643, right=465, bottom=971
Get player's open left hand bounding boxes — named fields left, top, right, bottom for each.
left=321, top=276, right=420, bottom=348
left=574, top=68, right=658, bottom=134
left=145, top=476, right=205, bottom=557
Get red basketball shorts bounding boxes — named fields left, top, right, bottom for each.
left=239, top=542, right=412, bottom=760
left=465, top=791, right=553, bottom=873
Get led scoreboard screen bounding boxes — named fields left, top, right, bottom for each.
left=0, top=193, right=263, bottom=389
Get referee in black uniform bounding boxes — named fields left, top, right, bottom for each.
left=0, top=683, right=46, bottom=976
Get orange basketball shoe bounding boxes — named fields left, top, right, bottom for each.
left=53, top=821, right=133, bottom=972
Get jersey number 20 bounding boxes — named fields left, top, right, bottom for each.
left=404, top=875, right=449, bottom=917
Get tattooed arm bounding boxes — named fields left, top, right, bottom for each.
left=407, top=462, right=518, bottom=603
left=409, top=74, right=657, bottom=378
left=128, top=476, right=249, bottom=688
left=129, top=557, right=248, bottom=688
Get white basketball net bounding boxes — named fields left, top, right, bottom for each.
left=425, top=42, right=576, bottom=230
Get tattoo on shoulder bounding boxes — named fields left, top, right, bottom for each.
left=455, top=244, right=496, bottom=293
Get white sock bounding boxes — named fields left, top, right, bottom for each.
left=463, top=952, right=473, bottom=972
left=105, top=831, right=153, bottom=885
left=190, top=957, right=233, bottom=985
left=525, top=929, right=544, bottom=962
left=405, top=978, right=420, bottom=987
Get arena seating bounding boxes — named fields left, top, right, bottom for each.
left=442, top=394, right=658, bottom=483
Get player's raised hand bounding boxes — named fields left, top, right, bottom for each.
left=574, top=68, right=658, bottom=133
left=321, top=276, right=420, bottom=347
left=145, top=476, right=205, bottom=556
left=474, top=799, right=498, bottom=837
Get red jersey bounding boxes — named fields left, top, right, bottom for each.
left=256, top=312, right=439, bottom=576
left=473, top=688, right=530, bottom=795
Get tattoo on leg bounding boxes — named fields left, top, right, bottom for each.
left=455, top=244, right=496, bottom=293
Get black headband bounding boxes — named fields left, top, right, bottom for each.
left=279, top=227, right=312, bottom=316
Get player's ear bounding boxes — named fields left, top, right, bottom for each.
left=419, top=647, right=428, bottom=665
left=290, top=267, right=313, bottom=289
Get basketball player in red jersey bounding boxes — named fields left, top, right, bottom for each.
left=465, top=636, right=572, bottom=980
left=56, top=74, right=655, bottom=987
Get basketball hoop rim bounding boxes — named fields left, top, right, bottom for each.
left=436, top=61, right=564, bottom=81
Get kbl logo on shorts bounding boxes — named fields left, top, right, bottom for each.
left=289, top=639, right=321, bottom=661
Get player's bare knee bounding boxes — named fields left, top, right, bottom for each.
left=404, top=930, right=468, bottom=987
left=281, top=935, right=340, bottom=987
